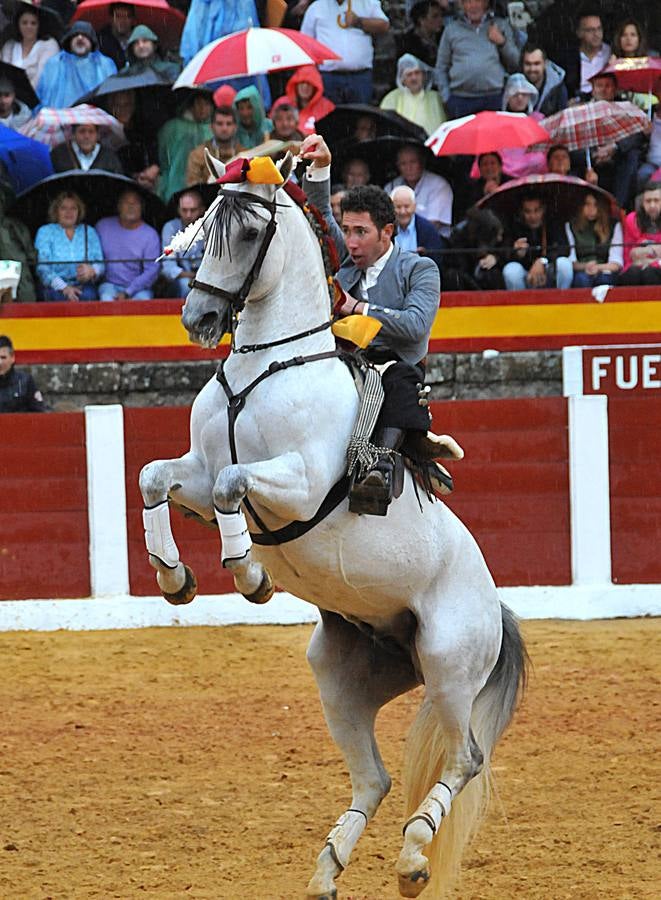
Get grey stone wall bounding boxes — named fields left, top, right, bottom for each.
left=28, top=350, right=563, bottom=411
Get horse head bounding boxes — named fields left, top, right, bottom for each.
left=181, top=150, right=295, bottom=348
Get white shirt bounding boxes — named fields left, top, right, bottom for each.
left=300, top=0, right=388, bottom=72
left=579, top=44, right=611, bottom=94
left=359, top=241, right=393, bottom=300
left=72, top=141, right=101, bottom=171
left=385, top=170, right=453, bottom=237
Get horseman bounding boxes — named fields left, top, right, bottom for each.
left=301, top=133, right=456, bottom=515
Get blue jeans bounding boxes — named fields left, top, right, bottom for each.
left=99, top=282, right=153, bottom=301
left=446, top=92, right=502, bottom=119
left=503, top=258, right=573, bottom=290
left=321, top=69, right=373, bottom=105
left=571, top=271, right=617, bottom=288
left=42, top=283, right=98, bottom=302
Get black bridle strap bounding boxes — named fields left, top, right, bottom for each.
left=234, top=319, right=333, bottom=354
left=216, top=351, right=351, bottom=545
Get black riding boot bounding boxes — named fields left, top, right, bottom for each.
left=349, top=427, right=405, bottom=516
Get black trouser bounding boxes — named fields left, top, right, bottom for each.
left=367, top=353, right=430, bottom=434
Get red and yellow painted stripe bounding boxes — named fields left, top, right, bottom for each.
left=2, top=288, right=660, bottom=364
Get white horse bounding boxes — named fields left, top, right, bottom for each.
left=139, top=153, right=527, bottom=899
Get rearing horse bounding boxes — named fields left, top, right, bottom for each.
left=139, top=152, right=527, bottom=899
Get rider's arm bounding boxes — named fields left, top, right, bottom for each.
left=365, top=257, right=440, bottom=344
left=302, top=165, right=351, bottom=267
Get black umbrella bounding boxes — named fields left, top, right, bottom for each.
left=332, top=135, right=452, bottom=189
left=317, top=104, right=427, bottom=151
left=74, top=69, right=177, bottom=133
left=0, top=61, right=39, bottom=109
left=11, top=169, right=167, bottom=233
left=168, top=181, right=218, bottom=218
left=9, top=0, right=64, bottom=40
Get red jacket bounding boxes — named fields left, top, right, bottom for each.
left=285, top=65, right=335, bottom=136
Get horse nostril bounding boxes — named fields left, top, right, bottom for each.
left=198, top=312, right=219, bottom=333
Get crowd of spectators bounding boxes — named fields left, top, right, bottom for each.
left=1, top=0, right=661, bottom=303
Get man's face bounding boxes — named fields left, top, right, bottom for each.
left=0, top=88, right=15, bottom=117
left=592, top=76, right=616, bottom=102
left=132, top=38, right=155, bottom=60
left=236, top=99, right=254, bottom=126
left=354, top=115, right=376, bottom=141
left=642, top=189, right=661, bottom=221
left=111, top=6, right=134, bottom=38
left=341, top=211, right=393, bottom=270
left=521, top=199, right=545, bottom=229
left=73, top=124, right=99, bottom=153
left=392, top=189, right=416, bottom=229
left=330, top=189, right=344, bottom=225
left=343, top=159, right=370, bottom=187
left=402, top=68, right=425, bottom=94
left=178, top=193, right=205, bottom=228
left=420, top=4, right=443, bottom=35
left=118, top=190, right=142, bottom=225
left=522, top=50, right=545, bottom=88
left=109, top=89, right=135, bottom=125
left=273, top=107, right=298, bottom=139
left=0, top=347, right=15, bottom=377
left=548, top=148, right=570, bottom=174
left=192, top=95, right=212, bottom=122
left=507, top=91, right=529, bottom=112
left=479, top=154, right=502, bottom=181
left=577, top=16, right=603, bottom=52
left=69, top=33, right=93, bottom=56
left=212, top=113, right=236, bottom=142
left=397, top=148, right=424, bottom=187
left=462, top=0, right=488, bottom=26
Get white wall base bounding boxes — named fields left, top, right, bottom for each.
left=0, top=586, right=659, bottom=632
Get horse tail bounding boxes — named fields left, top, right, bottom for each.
left=401, top=602, right=528, bottom=897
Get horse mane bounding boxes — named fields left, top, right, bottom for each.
left=206, top=191, right=264, bottom=261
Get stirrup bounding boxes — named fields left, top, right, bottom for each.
left=349, top=454, right=403, bottom=516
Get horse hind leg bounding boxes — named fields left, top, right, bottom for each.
left=305, top=612, right=419, bottom=900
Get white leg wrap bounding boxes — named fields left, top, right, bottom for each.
left=143, top=501, right=180, bottom=569
left=404, top=781, right=452, bottom=839
left=325, top=810, right=368, bottom=870
left=215, top=508, right=252, bottom=565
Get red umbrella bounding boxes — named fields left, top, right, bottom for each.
left=532, top=100, right=652, bottom=151
left=425, top=111, right=549, bottom=156
left=173, top=27, right=340, bottom=88
left=72, top=0, right=185, bottom=50
left=477, top=174, right=621, bottom=221
left=595, top=57, right=661, bottom=95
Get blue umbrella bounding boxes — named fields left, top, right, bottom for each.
left=0, top=124, right=53, bottom=193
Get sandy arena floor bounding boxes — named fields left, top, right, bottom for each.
left=0, top=617, right=658, bottom=900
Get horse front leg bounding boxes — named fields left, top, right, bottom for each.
left=139, top=452, right=214, bottom=604
left=212, top=452, right=316, bottom=604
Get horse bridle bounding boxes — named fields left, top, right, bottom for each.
left=188, top=190, right=278, bottom=314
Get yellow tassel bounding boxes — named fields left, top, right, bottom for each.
left=331, top=315, right=382, bottom=349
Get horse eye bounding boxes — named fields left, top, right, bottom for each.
left=242, top=227, right=259, bottom=241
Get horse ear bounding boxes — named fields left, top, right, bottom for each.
left=205, top=148, right=225, bottom=181
left=276, top=151, right=294, bottom=185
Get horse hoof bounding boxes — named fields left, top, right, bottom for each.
left=306, top=890, right=337, bottom=900
left=162, top=565, right=197, bottom=606
left=243, top=568, right=274, bottom=605
left=398, top=869, right=430, bottom=898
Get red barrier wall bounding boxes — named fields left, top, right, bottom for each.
left=609, top=396, right=661, bottom=584
left=0, top=413, right=90, bottom=600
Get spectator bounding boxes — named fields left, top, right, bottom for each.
left=300, top=0, right=389, bottom=105
left=34, top=190, right=104, bottom=301
left=342, top=157, right=371, bottom=187
left=0, top=335, right=46, bottom=412
left=354, top=114, right=377, bottom=142
left=269, top=97, right=304, bottom=143
left=0, top=182, right=38, bottom=301
left=122, top=24, right=180, bottom=81
left=180, top=0, right=261, bottom=66
left=233, top=85, right=272, bottom=150
left=380, top=53, right=446, bottom=137
left=497, top=72, right=547, bottom=177
left=158, top=91, right=213, bottom=202
left=107, top=89, right=159, bottom=191
left=466, top=151, right=512, bottom=208
left=444, top=206, right=506, bottom=291
left=609, top=18, right=659, bottom=112
left=384, top=143, right=453, bottom=237
left=36, top=20, right=117, bottom=109
left=284, top=65, right=335, bottom=136
left=564, top=191, right=623, bottom=287
left=521, top=43, right=569, bottom=117
left=391, top=184, right=444, bottom=253
left=161, top=188, right=206, bottom=298
left=398, top=1, right=444, bottom=69
left=50, top=122, right=124, bottom=173
left=0, top=75, right=32, bottom=130
left=0, top=2, right=59, bottom=90
left=96, top=188, right=160, bottom=299
left=503, top=193, right=573, bottom=289
left=97, top=2, right=136, bottom=70
left=618, top=181, right=661, bottom=286
left=435, top=0, right=519, bottom=119
left=330, top=183, right=345, bottom=224
left=186, top=106, right=238, bottom=186
left=637, top=104, right=661, bottom=190
left=576, top=11, right=610, bottom=99
left=546, top=143, right=595, bottom=183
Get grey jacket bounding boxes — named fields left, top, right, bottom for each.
left=435, top=13, right=519, bottom=101
left=303, top=173, right=441, bottom=366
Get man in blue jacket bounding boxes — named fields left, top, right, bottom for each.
left=301, top=133, right=456, bottom=515
left=391, top=184, right=444, bottom=253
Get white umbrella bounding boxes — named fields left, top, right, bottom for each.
left=20, top=104, right=126, bottom=149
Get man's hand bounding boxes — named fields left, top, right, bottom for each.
left=336, top=289, right=363, bottom=317
left=62, top=284, right=82, bottom=301
left=513, top=237, right=529, bottom=258
left=594, top=144, right=615, bottom=164
left=487, top=21, right=506, bottom=47
left=300, top=133, right=332, bottom=168
left=479, top=253, right=497, bottom=270
left=584, top=167, right=599, bottom=185
left=526, top=259, right=547, bottom=288
left=115, top=290, right=129, bottom=300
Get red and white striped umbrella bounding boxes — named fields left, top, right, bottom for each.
left=173, top=27, right=341, bottom=88
left=531, top=100, right=652, bottom=151
left=20, top=105, right=126, bottom=149
left=425, top=111, right=550, bottom=156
